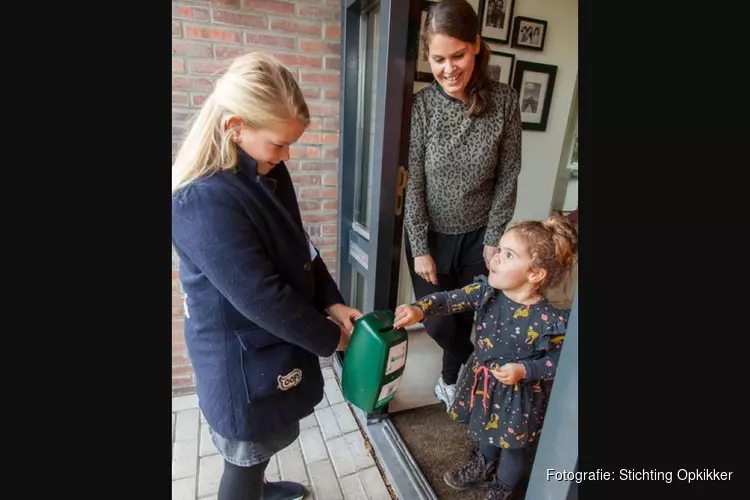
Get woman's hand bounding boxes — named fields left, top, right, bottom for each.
left=414, top=255, right=438, bottom=285
left=491, top=363, right=526, bottom=385
left=326, top=303, right=364, bottom=333
left=483, top=245, right=499, bottom=269
left=393, top=305, right=424, bottom=329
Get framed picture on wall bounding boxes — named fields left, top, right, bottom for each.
left=479, top=0, right=515, bottom=44
left=487, top=50, right=515, bottom=85
left=512, top=60, right=557, bottom=131
left=511, top=16, right=548, bottom=51
left=415, top=3, right=434, bottom=82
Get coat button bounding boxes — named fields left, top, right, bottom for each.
left=303, top=262, right=312, bottom=271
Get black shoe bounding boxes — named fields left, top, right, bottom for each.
left=262, top=480, right=307, bottom=500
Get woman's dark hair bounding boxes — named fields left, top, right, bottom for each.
left=422, top=0, right=492, bottom=117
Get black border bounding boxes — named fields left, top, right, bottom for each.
left=512, top=60, right=557, bottom=131
left=510, top=15, right=548, bottom=51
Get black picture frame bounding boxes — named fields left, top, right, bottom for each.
left=511, top=16, right=548, bottom=51
left=414, top=0, right=436, bottom=82
left=479, top=0, right=516, bottom=44
left=488, top=50, right=515, bottom=85
left=512, top=60, right=557, bottom=131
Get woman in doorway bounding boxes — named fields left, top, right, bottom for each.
left=404, top=0, right=523, bottom=410
left=172, top=52, right=363, bottom=500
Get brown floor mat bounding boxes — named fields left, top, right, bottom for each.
left=389, top=404, right=530, bottom=500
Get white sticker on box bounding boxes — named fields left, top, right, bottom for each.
left=384, top=341, right=407, bottom=376
left=377, top=375, right=402, bottom=404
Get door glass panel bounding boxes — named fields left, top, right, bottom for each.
left=353, top=4, right=379, bottom=230
left=351, top=270, right=369, bottom=313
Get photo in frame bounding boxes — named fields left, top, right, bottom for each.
left=415, top=2, right=434, bottom=81
left=487, top=50, right=515, bottom=85
left=479, top=0, right=515, bottom=44
left=512, top=61, right=557, bottom=131
left=511, top=16, right=547, bottom=51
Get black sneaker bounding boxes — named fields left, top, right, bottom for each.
left=262, top=479, right=307, bottom=500
left=443, top=448, right=497, bottom=490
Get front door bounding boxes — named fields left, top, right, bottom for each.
left=336, top=0, right=420, bottom=366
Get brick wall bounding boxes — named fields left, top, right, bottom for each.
left=172, top=0, right=343, bottom=395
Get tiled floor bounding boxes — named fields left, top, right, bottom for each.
left=172, top=367, right=393, bottom=500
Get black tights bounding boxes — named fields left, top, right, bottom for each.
left=481, top=444, right=526, bottom=487
left=218, top=459, right=269, bottom=500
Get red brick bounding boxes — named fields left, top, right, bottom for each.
left=241, top=0, right=294, bottom=14
left=308, top=118, right=322, bottom=130
left=299, top=5, right=340, bottom=21
left=172, top=20, right=182, bottom=36
left=322, top=174, right=338, bottom=186
left=184, top=24, right=241, bottom=43
left=322, top=225, right=338, bottom=235
left=323, top=118, right=339, bottom=131
left=210, top=0, right=239, bottom=5
left=173, top=294, right=185, bottom=306
left=172, top=57, right=185, bottom=73
left=300, top=72, right=339, bottom=85
left=173, top=109, right=194, bottom=122
left=173, top=40, right=213, bottom=57
left=173, top=318, right=185, bottom=330
left=299, top=39, right=340, bottom=54
left=172, top=92, right=188, bottom=106
left=301, top=188, right=338, bottom=199
left=324, top=88, right=340, bottom=100
left=192, top=93, right=208, bottom=106
left=322, top=133, right=339, bottom=144
left=322, top=147, right=339, bottom=158
left=271, top=18, right=321, bottom=36
left=321, top=249, right=337, bottom=259
left=291, top=174, right=320, bottom=185
left=172, top=306, right=184, bottom=317
left=173, top=330, right=185, bottom=342
left=172, top=280, right=180, bottom=293
left=309, top=103, right=339, bottom=115
left=290, top=145, right=319, bottom=158
left=172, top=4, right=210, bottom=21
left=302, top=212, right=337, bottom=223
left=272, top=53, right=322, bottom=68
left=172, top=342, right=187, bottom=354
left=299, top=132, right=321, bottom=144
left=325, top=25, right=341, bottom=39
left=298, top=201, right=321, bottom=211
left=215, top=44, right=246, bottom=59
left=300, top=161, right=337, bottom=171
left=244, top=33, right=296, bottom=50
left=173, top=125, right=187, bottom=138
left=172, top=376, right=193, bottom=388
left=212, top=9, right=266, bottom=28
left=190, top=59, right=229, bottom=75
left=325, top=57, right=340, bottom=70
left=322, top=200, right=338, bottom=210
left=301, top=87, right=320, bottom=99
left=173, top=76, right=214, bottom=91
left=311, top=236, right=337, bottom=247
left=173, top=353, right=191, bottom=365
left=285, top=160, right=298, bottom=171
left=173, top=364, right=195, bottom=375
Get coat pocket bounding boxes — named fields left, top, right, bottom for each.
left=235, top=334, right=315, bottom=403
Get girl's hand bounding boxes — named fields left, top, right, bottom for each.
left=491, top=363, right=526, bottom=385
left=327, top=303, right=364, bottom=333
left=414, top=255, right=438, bottom=285
left=393, top=305, right=424, bottom=329
left=483, top=245, right=499, bottom=269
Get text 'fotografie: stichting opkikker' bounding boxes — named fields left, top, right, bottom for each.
left=547, top=468, right=733, bottom=483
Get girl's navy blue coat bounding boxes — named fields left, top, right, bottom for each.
left=172, top=150, right=344, bottom=442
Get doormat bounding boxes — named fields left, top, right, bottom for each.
left=389, top=404, right=531, bottom=499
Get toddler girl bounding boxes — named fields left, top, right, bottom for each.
left=394, top=215, right=577, bottom=500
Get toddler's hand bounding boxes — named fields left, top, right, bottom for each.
left=491, top=363, right=526, bottom=385
left=393, top=305, right=424, bottom=329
